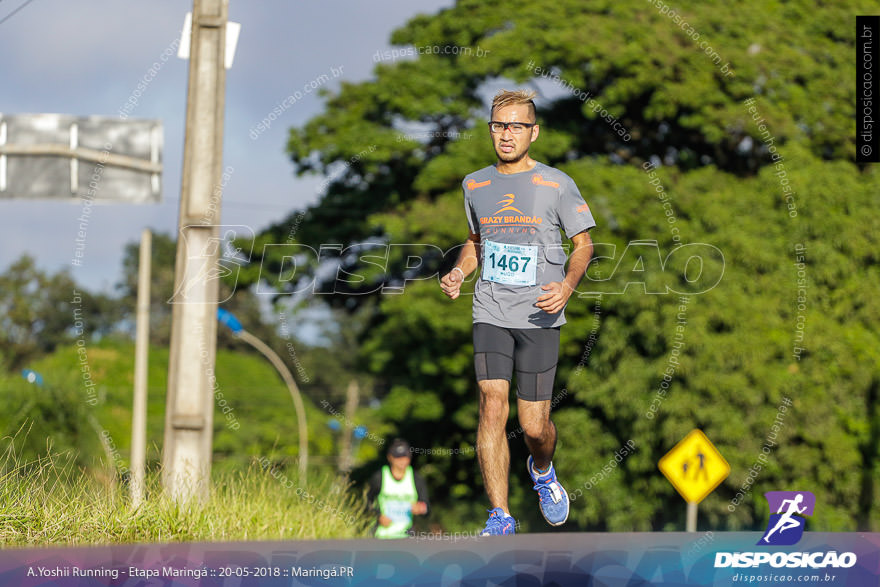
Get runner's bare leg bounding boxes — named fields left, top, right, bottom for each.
left=478, top=379, right=510, bottom=512
left=518, top=398, right=556, bottom=471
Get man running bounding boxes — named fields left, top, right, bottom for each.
left=440, top=89, right=595, bottom=535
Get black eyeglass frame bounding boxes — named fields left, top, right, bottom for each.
left=487, top=121, right=537, bottom=134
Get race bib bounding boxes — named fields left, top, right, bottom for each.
left=482, top=240, right=538, bottom=286
left=385, top=500, right=413, bottom=524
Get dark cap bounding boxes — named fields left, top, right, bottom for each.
left=388, top=438, right=411, bottom=458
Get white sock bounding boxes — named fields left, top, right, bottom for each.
left=532, top=460, right=552, bottom=476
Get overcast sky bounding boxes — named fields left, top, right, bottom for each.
left=0, top=0, right=452, bottom=292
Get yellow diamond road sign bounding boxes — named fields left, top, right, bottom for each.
left=659, top=429, right=730, bottom=504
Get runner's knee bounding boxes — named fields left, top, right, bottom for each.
left=521, top=420, right=545, bottom=442
left=479, top=386, right=509, bottom=423
left=518, top=411, right=549, bottom=441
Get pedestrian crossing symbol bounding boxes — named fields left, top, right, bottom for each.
left=659, top=429, right=730, bottom=504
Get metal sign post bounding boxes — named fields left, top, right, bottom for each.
left=1, top=113, right=163, bottom=505
left=658, top=429, right=731, bottom=532
left=130, top=229, right=151, bottom=508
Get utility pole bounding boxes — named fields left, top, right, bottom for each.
left=130, top=229, right=151, bottom=507
left=162, top=0, right=229, bottom=502
left=338, top=380, right=359, bottom=473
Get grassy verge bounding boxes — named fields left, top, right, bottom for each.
left=0, top=449, right=374, bottom=547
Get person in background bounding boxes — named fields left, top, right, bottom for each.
left=367, top=438, right=430, bottom=538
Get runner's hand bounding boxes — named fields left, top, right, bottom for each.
left=378, top=515, right=392, bottom=527
left=440, top=268, right=464, bottom=300
left=536, top=281, right=572, bottom=314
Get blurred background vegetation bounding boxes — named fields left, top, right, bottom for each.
left=1, top=0, right=877, bottom=540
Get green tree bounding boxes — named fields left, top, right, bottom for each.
left=0, top=255, right=120, bottom=371
left=245, top=0, right=879, bottom=532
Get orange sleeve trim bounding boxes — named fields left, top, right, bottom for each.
left=467, top=179, right=492, bottom=190
left=531, top=174, right=560, bottom=188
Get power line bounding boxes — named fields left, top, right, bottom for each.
left=158, top=197, right=305, bottom=211
left=0, top=0, right=37, bottom=27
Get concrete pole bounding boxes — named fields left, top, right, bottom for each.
left=130, top=228, right=151, bottom=507
left=162, top=0, right=229, bottom=502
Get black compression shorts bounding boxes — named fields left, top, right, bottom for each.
left=472, top=322, right=560, bottom=402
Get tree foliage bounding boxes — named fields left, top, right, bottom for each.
left=246, top=0, right=879, bottom=532
left=0, top=256, right=119, bottom=371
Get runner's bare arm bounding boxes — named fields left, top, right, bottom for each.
left=562, top=230, right=593, bottom=293
left=455, top=231, right=482, bottom=277
left=440, top=231, right=481, bottom=300
left=536, top=230, right=593, bottom=313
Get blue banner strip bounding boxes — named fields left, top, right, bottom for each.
left=1, top=532, right=878, bottom=586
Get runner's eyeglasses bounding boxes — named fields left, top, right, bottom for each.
left=488, top=121, right=536, bottom=134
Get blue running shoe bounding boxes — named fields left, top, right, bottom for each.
left=527, top=456, right=569, bottom=526
left=480, top=507, right=517, bottom=536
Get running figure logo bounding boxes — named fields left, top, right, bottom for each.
left=493, top=194, right=525, bottom=216
left=758, top=491, right=816, bottom=546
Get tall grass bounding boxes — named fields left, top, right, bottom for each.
left=0, top=445, right=373, bottom=547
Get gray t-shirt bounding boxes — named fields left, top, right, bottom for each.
left=462, top=162, right=596, bottom=329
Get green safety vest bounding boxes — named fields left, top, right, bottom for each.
left=375, top=465, right=418, bottom=539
